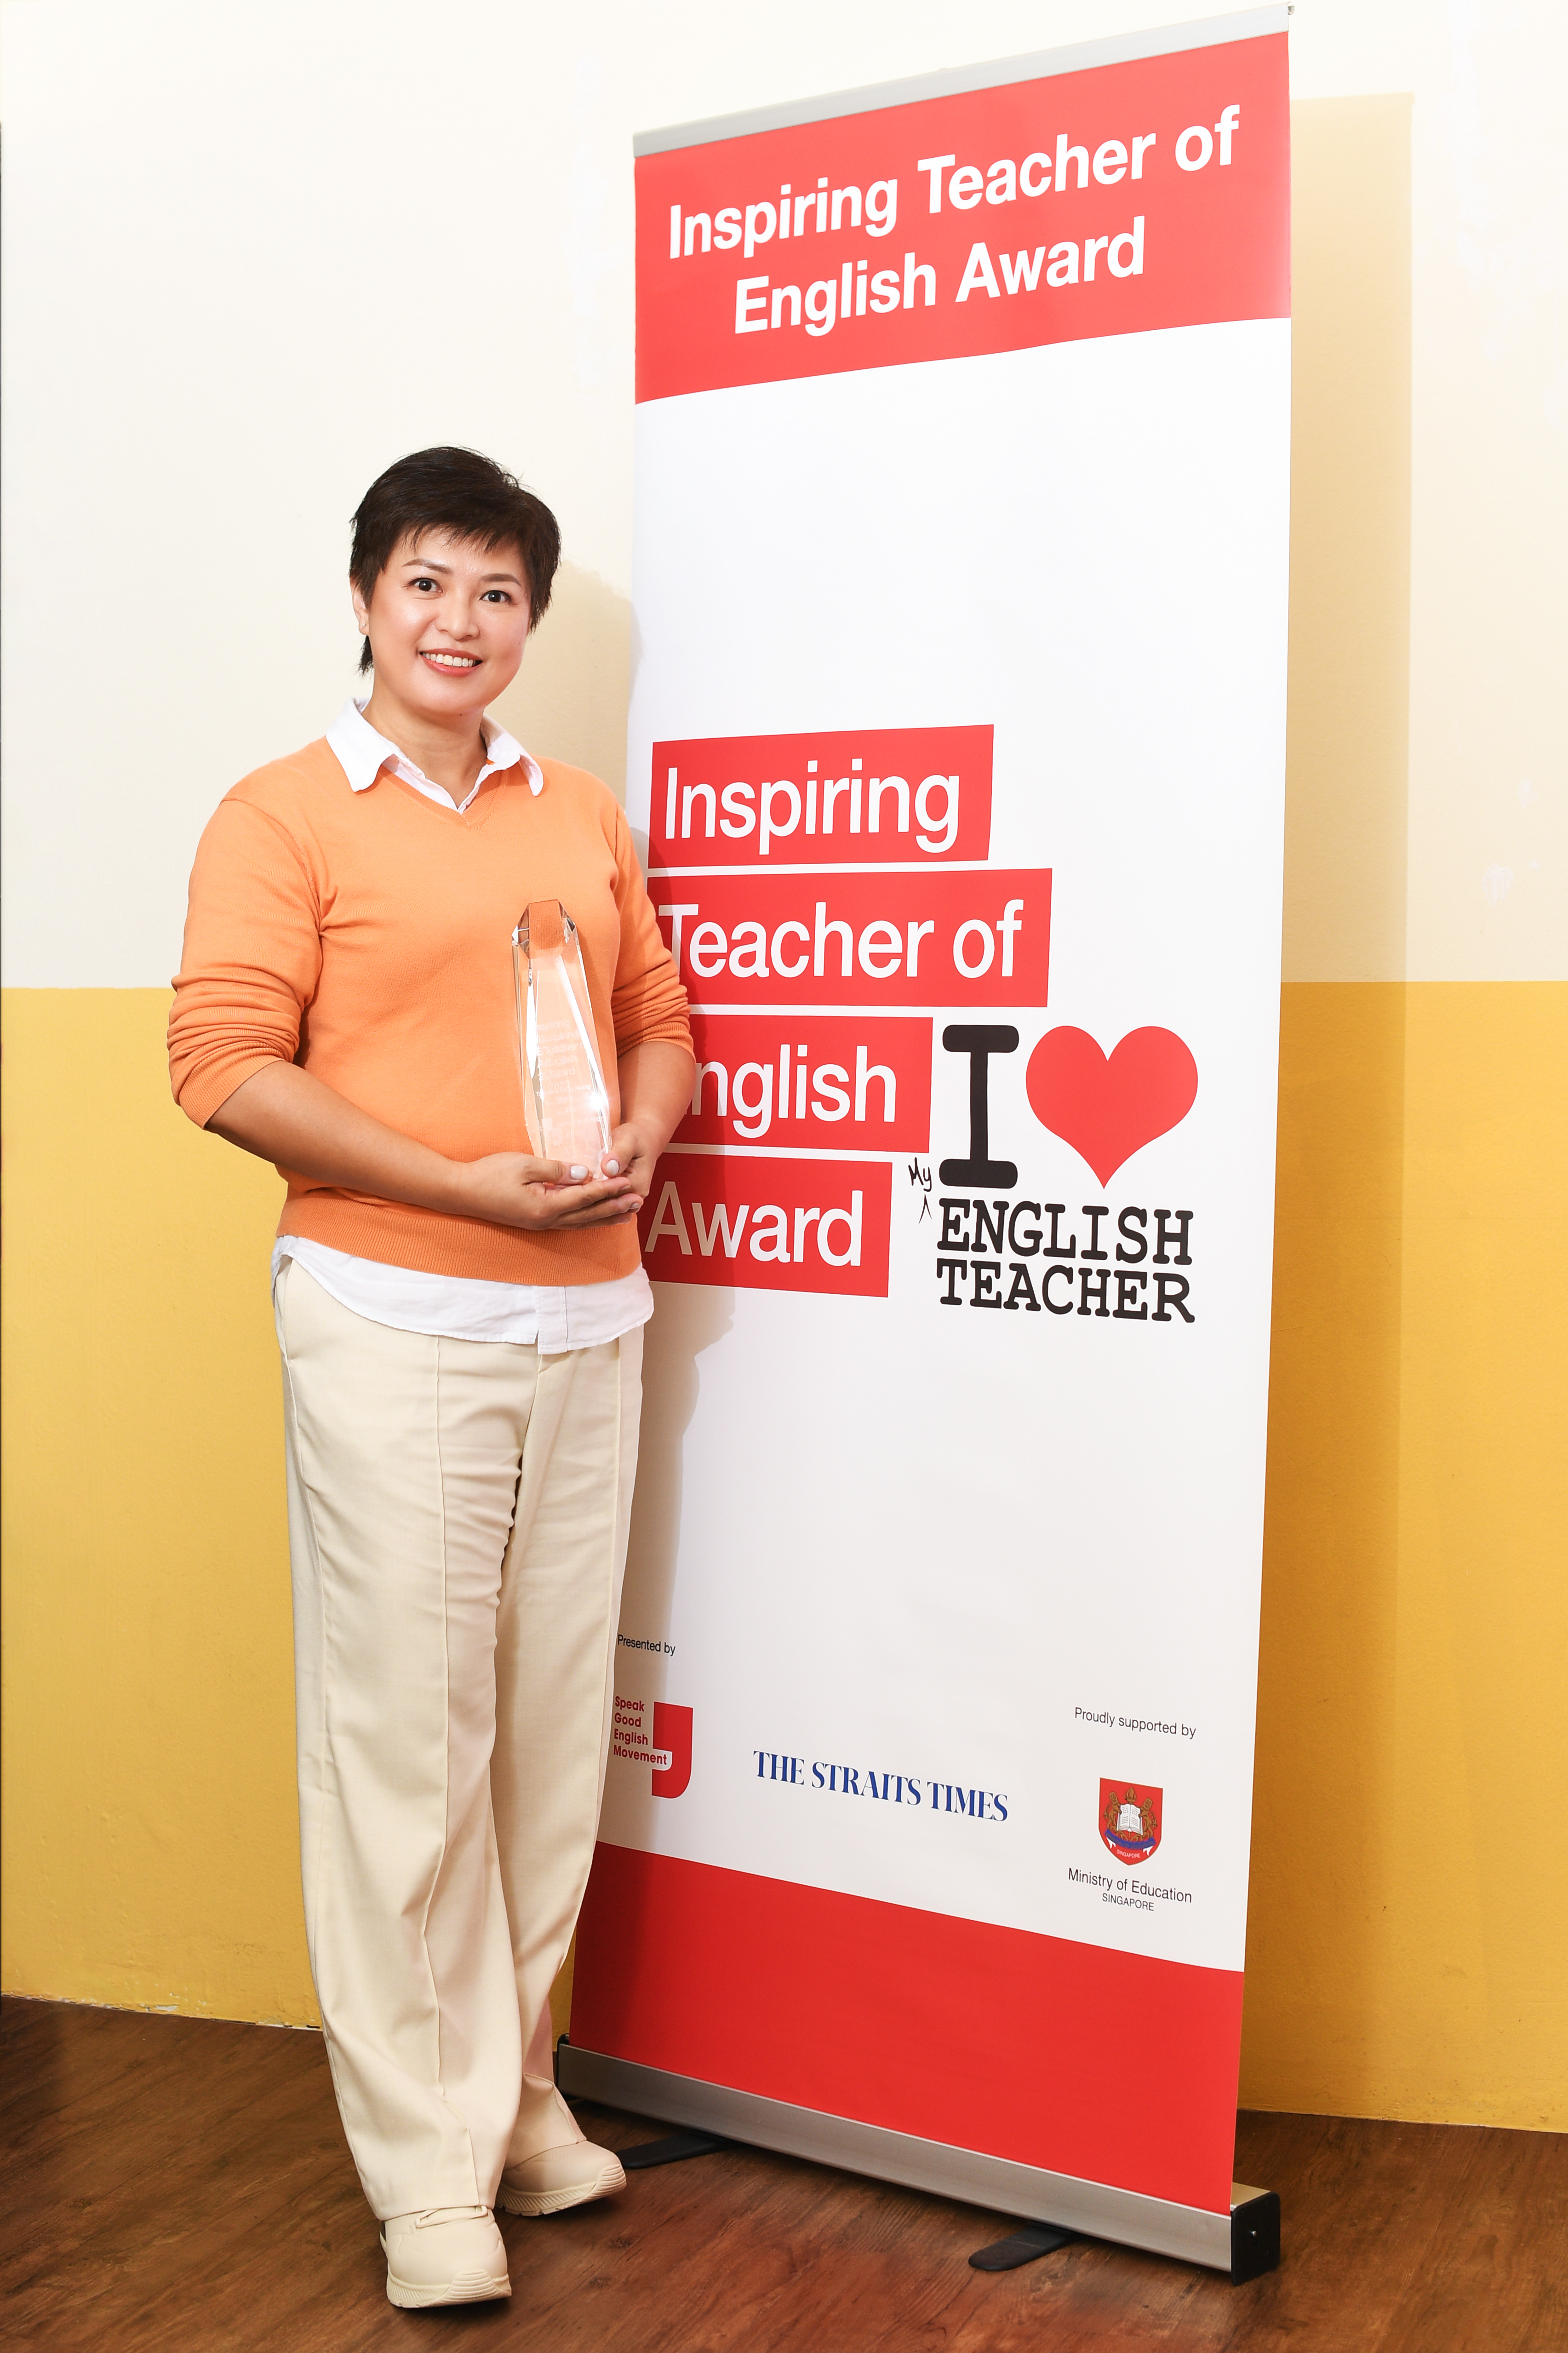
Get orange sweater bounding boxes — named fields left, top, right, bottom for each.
left=169, top=736, right=692, bottom=1285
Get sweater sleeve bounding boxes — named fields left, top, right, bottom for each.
left=607, top=801, right=694, bottom=1058
left=168, top=793, right=325, bottom=1128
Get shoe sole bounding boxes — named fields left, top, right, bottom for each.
left=497, top=2157, right=628, bottom=2217
left=385, top=2267, right=511, bottom=2309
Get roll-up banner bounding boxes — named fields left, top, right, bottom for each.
left=562, top=8, right=1291, bottom=2276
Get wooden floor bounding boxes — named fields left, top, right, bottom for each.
left=2, top=1999, right=1562, bottom=2351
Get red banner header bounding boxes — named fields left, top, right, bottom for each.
left=636, top=33, right=1288, bottom=401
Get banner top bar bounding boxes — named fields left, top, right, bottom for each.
left=632, top=6, right=1289, bottom=158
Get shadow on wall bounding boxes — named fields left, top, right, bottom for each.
left=1242, top=96, right=1413, bottom=2113
left=1280, top=94, right=1412, bottom=985
left=494, top=561, right=636, bottom=804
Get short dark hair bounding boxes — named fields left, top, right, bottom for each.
left=349, top=446, right=561, bottom=674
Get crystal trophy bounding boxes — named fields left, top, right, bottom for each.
left=512, top=900, right=612, bottom=1171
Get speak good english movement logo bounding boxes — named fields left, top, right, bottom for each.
left=1099, top=1779, right=1162, bottom=1865
left=612, top=1695, right=692, bottom=1798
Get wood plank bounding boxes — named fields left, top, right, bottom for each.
left=1379, top=2122, right=1568, bottom=2353
left=2, top=1999, right=1562, bottom=2351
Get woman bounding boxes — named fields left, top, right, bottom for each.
left=169, top=446, right=694, bottom=2310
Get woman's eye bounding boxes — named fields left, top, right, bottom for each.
left=481, top=589, right=511, bottom=603
left=411, top=576, right=438, bottom=591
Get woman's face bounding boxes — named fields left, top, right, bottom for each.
left=353, top=528, right=531, bottom=719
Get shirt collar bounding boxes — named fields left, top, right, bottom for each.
left=326, top=694, right=543, bottom=799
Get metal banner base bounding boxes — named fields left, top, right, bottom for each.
left=557, top=2043, right=1279, bottom=2280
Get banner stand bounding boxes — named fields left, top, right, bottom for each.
left=579, top=6, right=1293, bottom=2295
left=558, top=2043, right=1281, bottom=2280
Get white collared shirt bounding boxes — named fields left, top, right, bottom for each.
left=269, top=699, right=652, bottom=1354
left=325, top=690, right=543, bottom=810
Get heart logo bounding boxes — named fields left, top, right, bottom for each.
left=1024, top=1027, right=1198, bottom=1187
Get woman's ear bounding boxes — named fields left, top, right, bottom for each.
left=350, top=575, right=371, bottom=637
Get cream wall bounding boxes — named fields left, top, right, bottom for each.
left=3, top=0, right=1562, bottom=990
left=3, top=0, right=1565, bottom=2129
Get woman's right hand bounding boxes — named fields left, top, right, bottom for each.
left=450, top=1153, right=642, bottom=1231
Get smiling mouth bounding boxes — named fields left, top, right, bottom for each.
left=420, top=650, right=481, bottom=672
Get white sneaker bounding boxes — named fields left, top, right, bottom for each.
left=379, top=2205, right=511, bottom=2309
left=497, top=2140, right=628, bottom=2217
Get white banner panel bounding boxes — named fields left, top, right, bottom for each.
left=568, top=11, right=1291, bottom=2250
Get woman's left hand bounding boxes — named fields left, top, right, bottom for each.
left=599, top=1121, right=661, bottom=1207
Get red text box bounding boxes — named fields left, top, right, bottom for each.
left=676, top=1014, right=932, bottom=1151
left=641, top=1155, right=892, bottom=1297
left=650, top=727, right=992, bottom=868
left=652, top=870, right=1050, bottom=1009
left=636, top=34, right=1289, bottom=401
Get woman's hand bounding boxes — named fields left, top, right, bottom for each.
left=210, top=1040, right=697, bottom=1239
left=211, top=1063, right=642, bottom=1231
left=462, top=1033, right=698, bottom=1230
left=597, top=1120, right=663, bottom=1208
left=453, top=1154, right=640, bottom=1231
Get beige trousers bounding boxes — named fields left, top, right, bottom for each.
left=275, top=1259, right=641, bottom=2220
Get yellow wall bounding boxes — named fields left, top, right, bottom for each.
left=1, top=995, right=307, bottom=2020
left=1246, top=981, right=1567, bottom=2125
left=6, top=981, right=1563, bottom=2119
left=4, top=12, right=1566, bottom=2132
left=0, top=991, right=586, bottom=2043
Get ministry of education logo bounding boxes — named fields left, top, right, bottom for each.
left=1099, top=1779, right=1162, bottom=1866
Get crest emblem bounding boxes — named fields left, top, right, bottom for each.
left=1099, top=1779, right=1162, bottom=1866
